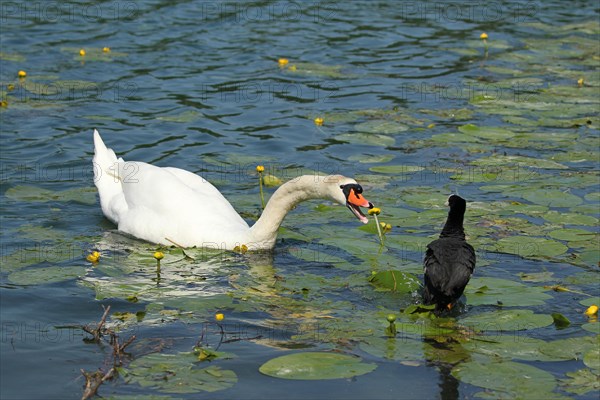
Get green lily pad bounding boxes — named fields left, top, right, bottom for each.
left=452, top=359, right=557, bottom=399
left=9, top=265, right=86, bottom=285
left=542, top=211, right=599, bottom=226
left=368, top=270, right=421, bottom=293
left=335, top=133, right=395, bottom=147
left=125, top=352, right=237, bottom=393
left=560, top=368, right=600, bottom=395
left=369, top=165, right=425, bottom=174
left=584, top=348, right=600, bottom=370
left=518, top=271, right=555, bottom=282
left=355, top=120, right=409, bottom=135
left=551, top=313, right=571, bottom=329
left=471, top=155, right=568, bottom=170
left=458, top=124, right=517, bottom=140
left=5, top=185, right=97, bottom=204
left=539, top=335, right=599, bottom=361
left=582, top=322, right=600, bottom=334
left=462, top=335, right=560, bottom=362
left=348, top=154, right=394, bottom=164
left=259, top=352, right=376, bottom=380
left=519, top=188, right=583, bottom=208
left=460, top=309, right=553, bottom=331
left=494, top=236, right=568, bottom=258
left=465, top=277, right=553, bottom=307
left=157, top=110, right=200, bottom=123
left=580, top=297, right=600, bottom=307
left=548, top=228, right=597, bottom=242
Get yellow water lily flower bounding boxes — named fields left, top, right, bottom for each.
left=86, top=252, right=100, bottom=263
left=314, top=117, right=324, bottom=126
left=577, top=78, right=584, bottom=87
left=278, top=58, right=289, bottom=67
left=256, top=165, right=265, bottom=173
left=215, top=313, right=224, bottom=322
left=103, top=47, right=111, bottom=53
left=480, top=32, right=488, bottom=40
left=368, top=207, right=381, bottom=216
left=584, top=305, right=598, bottom=316
left=17, top=70, right=26, bottom=78
left=153, top=251, right=164, bottom=260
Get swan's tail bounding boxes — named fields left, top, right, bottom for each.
left=93, top=129, right=124, bottom=224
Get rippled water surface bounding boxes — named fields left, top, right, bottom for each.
left=1, top=1, right=599, bottom=399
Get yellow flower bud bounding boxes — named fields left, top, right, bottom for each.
left=215, top=313, right=224, bottom=321
left=314, top=117, right=324, bottom=126
left=480, top=33, right=488, bottom=40
left=256, top=165, right=265, bottom=173
left=153, top=251, right=164, bottom=260
left=278, top=58, right=289, bottom=67
left=103, top=47, right=110, bottom=53
left=577, top=78, right=584, bottom=87
left=0, top=100, right=8, bottom=108
left=79, top=49, right=86, bottom=56
left=584, top=305, right=598, bottom=317
left=17, top=70, right=26, bottom=78
left=289, top=65, right=297, bottom=72
left=368, top=207, right=381, bottom=216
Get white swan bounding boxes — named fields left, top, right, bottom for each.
left=92, top=130, right=373, bottom=250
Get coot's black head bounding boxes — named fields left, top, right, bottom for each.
left=445, top=194, right=467, bottom=214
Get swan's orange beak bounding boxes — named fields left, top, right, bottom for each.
left=342, top=184, right=373, bottom=224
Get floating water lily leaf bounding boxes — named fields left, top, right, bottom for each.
left=458, top=124, right=517, bottom=140
left=517, top=188, right=583, bottom=208
left=465, top=277, right=552, bottom=307
left=548, top=228, right=596, bottom=242
left=551, top=313, right=571, bottom=329
left=5, top=185, right=97, bottom=204
left=560, top=368, right=600, bottom=395
left=369, top=270, right=420, bottom=293
left=452, top=359, right=557, bottom=399
left=518, top=271, right=555, bottom=282
left=460, top=309, right=553, bottom=332
left=542, top=211, right=599, bottom=226
left=471, top=155, right=568, bottom=170
left=9, top=265, right=86, bottom=286
left=584, top=348, right=600, bottom=370
left=462, top=335, right=559, bottom=362
left=348, top=154, right=394, bottom=164
left=157, top=110, right=200, bottom=123
left=419, top=108, right=473, bottom=121
left=355, top=120, right=409, bottom=135
left=539, top=335, right=599, bottom=361
left=369, top=165, right=424, bottom=174
left=582, top=322, right=600, bottom=334
left=283, top=62, right=350, bottom=79
left=580, top=297, right=600, bottom=307
left=335, top=133, right=395, bottom=147
left=494, top=236, right=568, bottom=258
left=359, top=336, right=426, bottom=361
left=126, top=352, right=237, bottom=393
left=0, top=52, right=25, bottom=62
left=259, top=352, right=376, bottom=380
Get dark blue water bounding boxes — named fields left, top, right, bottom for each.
left=1, top=1, right=599, bottom=399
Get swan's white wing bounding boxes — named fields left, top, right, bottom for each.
left=113, top=161, right=249, bottom=247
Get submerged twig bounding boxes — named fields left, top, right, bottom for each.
left=82, top=305, right=111, bottom=342
left=80, top=367, right=114, bottom=400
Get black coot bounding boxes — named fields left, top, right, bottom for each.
left=423, top=194, right=476, bottom=312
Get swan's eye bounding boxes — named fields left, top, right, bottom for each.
left=355, top=185, right=363, bottom=194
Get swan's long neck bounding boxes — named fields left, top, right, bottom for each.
left=248, top=175, right=331, bottom=248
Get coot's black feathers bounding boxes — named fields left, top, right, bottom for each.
left=423, top=195, right=476, bottom=311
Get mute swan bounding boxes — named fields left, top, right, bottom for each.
left=423, top=195, right=476, bottom=312
left=92, top=130, right=373, bottom=250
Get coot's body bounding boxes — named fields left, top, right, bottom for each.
left=423, top=195, right=475, bottom=312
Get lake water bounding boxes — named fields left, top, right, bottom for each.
left=1, top=1, right=599, bottom=399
